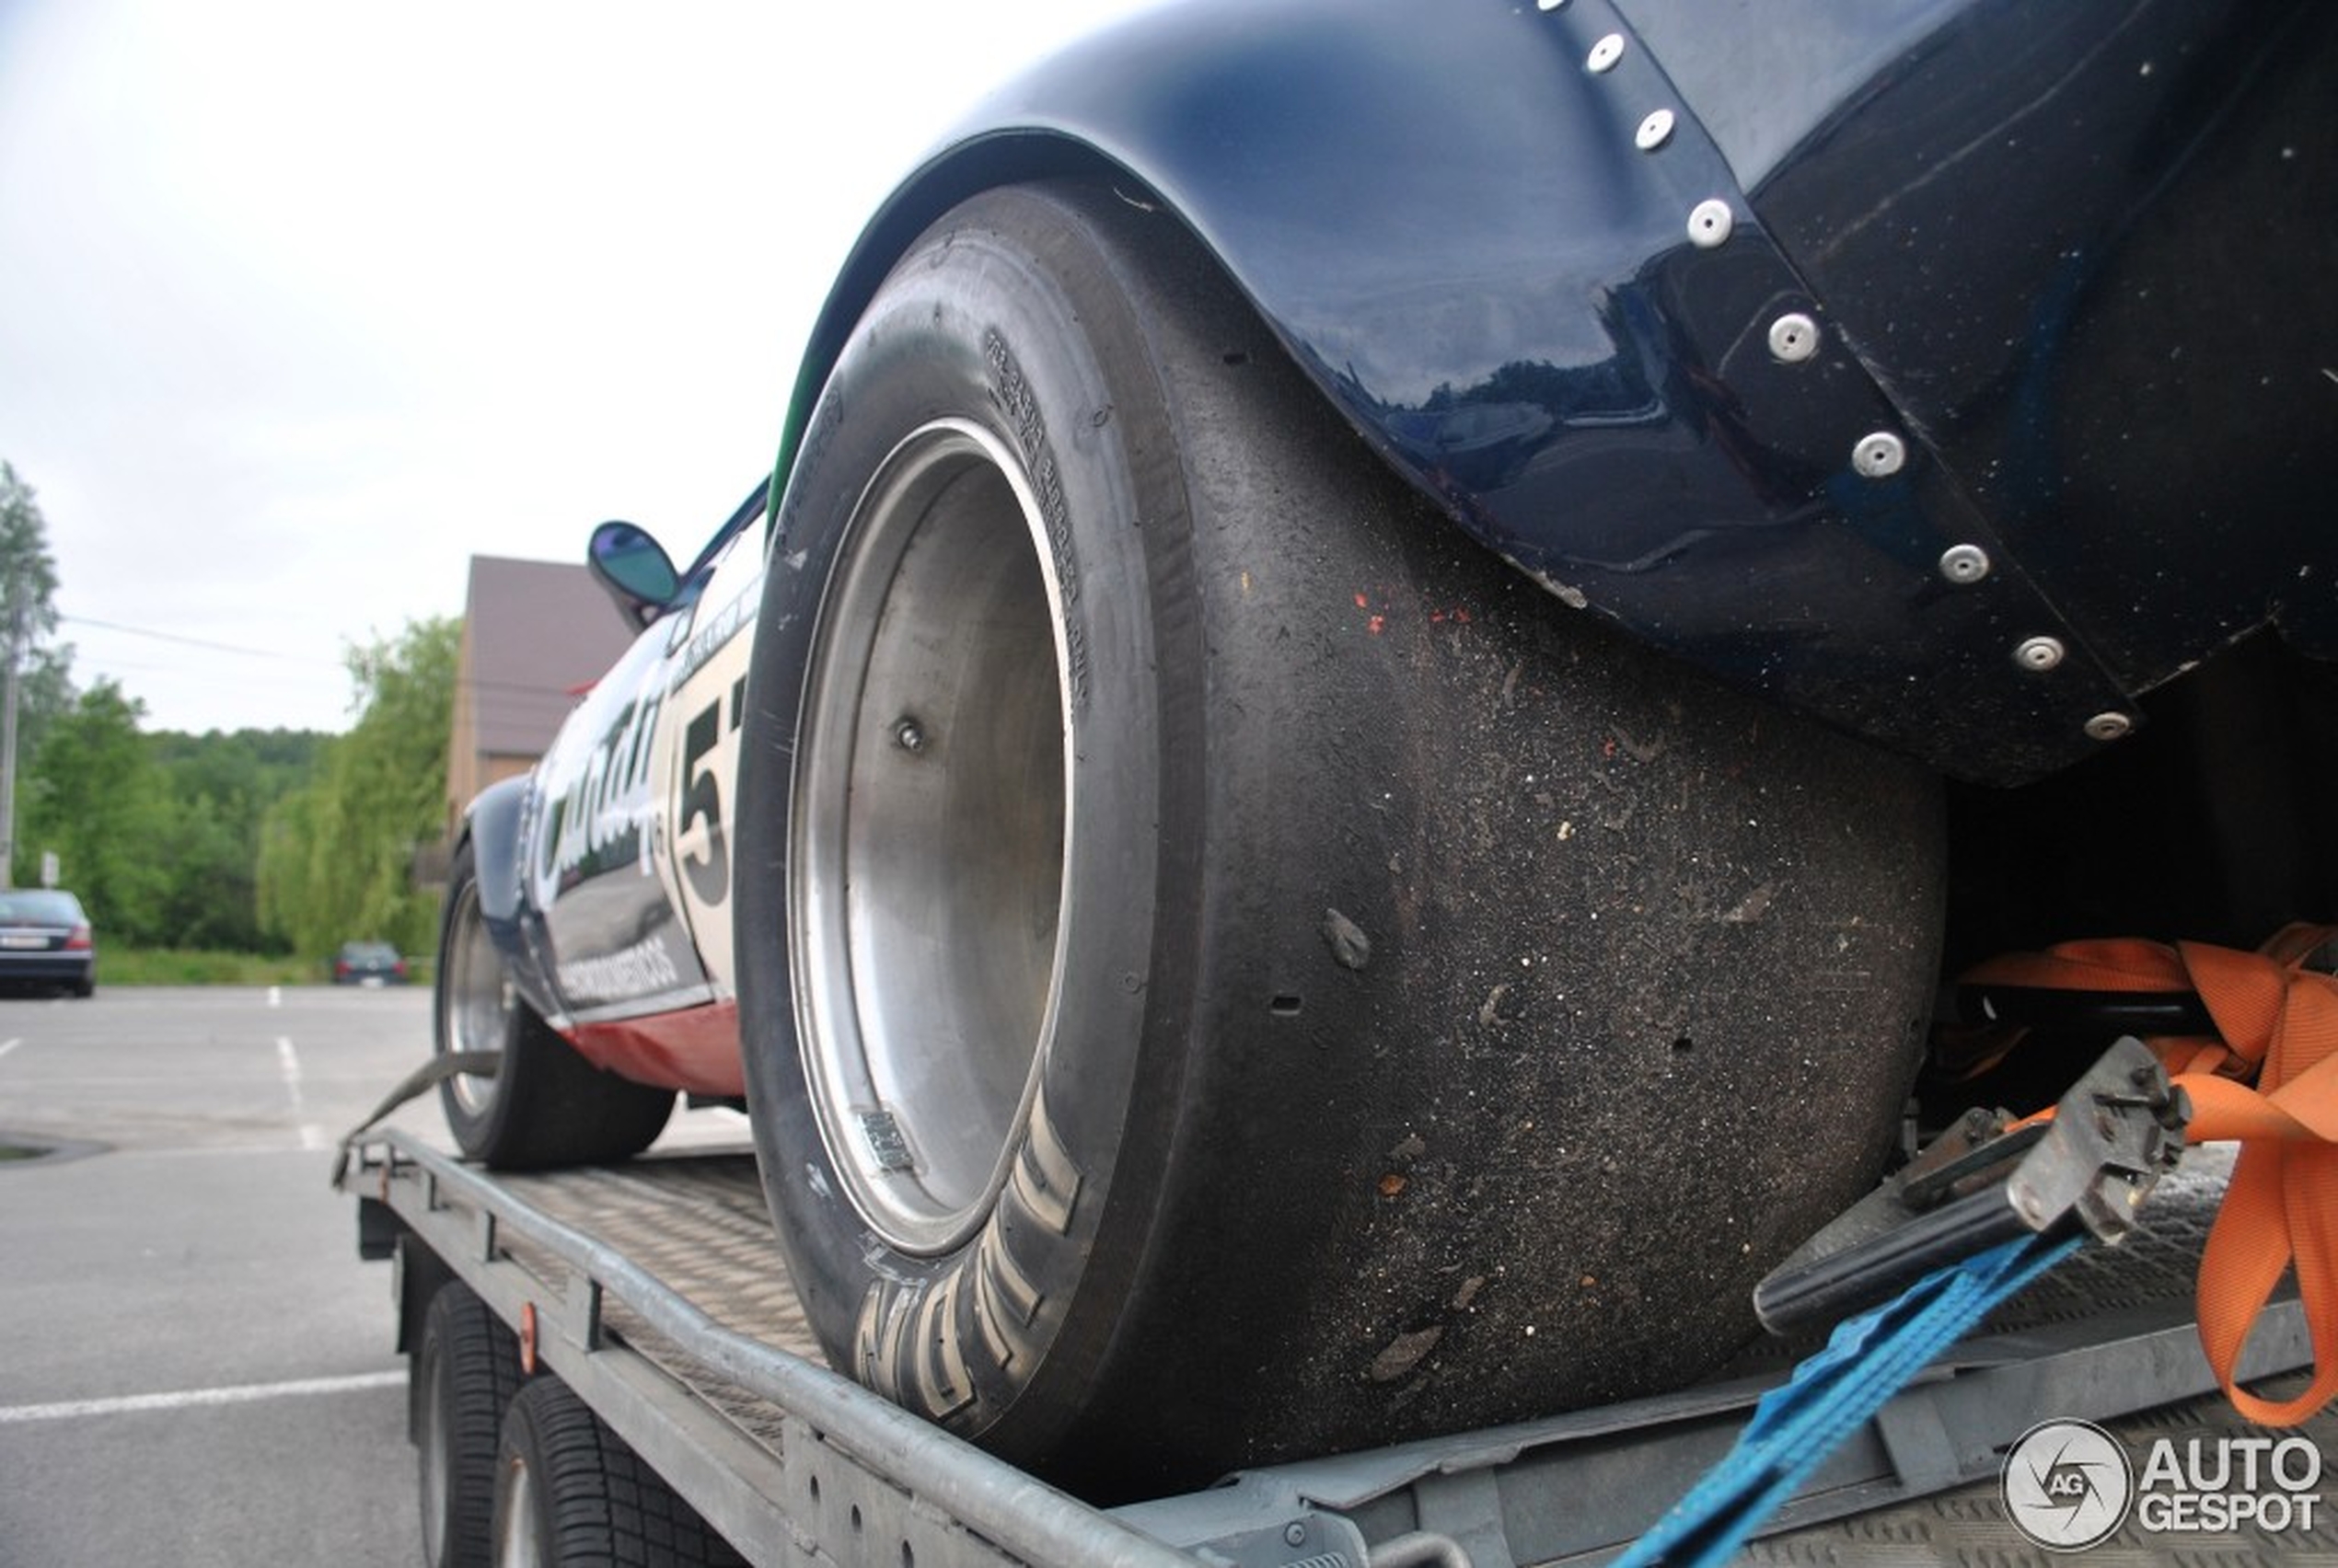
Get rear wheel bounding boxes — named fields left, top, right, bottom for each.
left=489, top=1376, right=744, bottom=1568
left=735, top=180, right=1945, bottom=1496
left=436, top=839, right=673, bottom=1170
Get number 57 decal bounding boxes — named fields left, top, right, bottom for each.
left=677, top=674, right=747, bottom=905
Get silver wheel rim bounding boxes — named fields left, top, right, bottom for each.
left=441, top=877, right=512, bottom=1117
left=792, top=419, right=1075, bottom=1257
left=495, top=1456, right=540, bottom=1568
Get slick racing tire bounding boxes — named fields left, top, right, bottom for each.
left=416, top=1281, right=524, bottom=1568
left=436, top=839, right=673, bottom=1170
left=490, top=1376, right=744, bottom=1568
left=733, top=180, right=1945, bottom=1497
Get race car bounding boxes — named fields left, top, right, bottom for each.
left=436, top=482, right=765, bottom=1169
left=435, top=0, right=2337, bottom=1497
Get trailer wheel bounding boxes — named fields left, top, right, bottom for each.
left=416, top=1281, right=524, bottom=1568
left=734, top=180, right=1945, bottom=1495
left=436, top=839, right=673, bottom=1170
left=490, top=1375, right=744, bottom=1568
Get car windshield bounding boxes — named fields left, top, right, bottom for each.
left=342, top=942, right=399, bottom=962
left=0, top=891, right=85, bottom=925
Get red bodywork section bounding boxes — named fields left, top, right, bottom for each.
left=564, top=1001, right=746, bottom=1099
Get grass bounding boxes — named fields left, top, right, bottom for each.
left=94, top=949, right=431, bottom=987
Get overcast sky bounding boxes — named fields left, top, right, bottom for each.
left=0, top=0, right=1163, bottom=735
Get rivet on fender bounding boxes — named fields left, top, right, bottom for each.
left=2086, top=712, right=2135, bottom=742
left=1686, top=200, right=1734, bottom=249
left=1767, top=313, right=1821, bottom=363
left=1587, top=33, right=1626, bottom=73
left=1939, top=544, right=1992, bottom=584
left=1852, top=432, right=1906, bottom=478
left=2014, top=637, right=2067, bottom=673
left=1636, top=110, right=1676, bottom=151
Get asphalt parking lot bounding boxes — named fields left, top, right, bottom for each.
left=0, top=984, right=753, bottom=1566
left=0, top=986, right=442, bottom=1565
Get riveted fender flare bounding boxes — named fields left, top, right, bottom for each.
left=452, top=774, right=552, bottom=1017
left=766, top=0, right=2147, bottom=784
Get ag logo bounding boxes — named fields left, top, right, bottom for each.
left=2002, top=1419, right=2135, bottom=1551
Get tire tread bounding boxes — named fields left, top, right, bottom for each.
left=496, top=1377, right=745, bottom=1568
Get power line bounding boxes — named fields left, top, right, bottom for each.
left=59, top=613, right=320, bottom=663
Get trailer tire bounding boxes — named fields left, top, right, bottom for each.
left=490, top=1375, right=744, bottom=1568
left=416, top=1281, right=524, bottom=1568
left=435, top=838, right=674, bottom=1170
left=735, top=180, right=1945, bottom=1495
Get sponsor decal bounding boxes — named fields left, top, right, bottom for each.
left=2001, top=1419, right=2324, bottom=1551
left=534, top=691, right=664, bottom=906
left=665, top=579, right=757, bottom=696
left=556, top=935, right=682, bottom=1005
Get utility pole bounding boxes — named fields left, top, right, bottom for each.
left=0, top=590, right=20, bottom=889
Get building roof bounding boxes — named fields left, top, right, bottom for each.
left=458, top=556, right=637, bottom=760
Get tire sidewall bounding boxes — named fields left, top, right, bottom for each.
left=491, top=1381, right=560, bottom=1567
left=738, top=186, right=1202, bottom=1447
left=419, top=1282, right=518, bottom=1568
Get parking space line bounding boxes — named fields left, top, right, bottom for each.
left=0, top=1037, right=21, bottom=1064
left=277, top=1035, right=326, bottom=1150
left=0, top=1370, right=405, bottom=1424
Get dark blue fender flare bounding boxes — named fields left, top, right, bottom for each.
left=452, top=774, right=559, bottom=1021
left=767, top=0, right=2333, bottom=786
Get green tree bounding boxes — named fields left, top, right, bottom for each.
left=17, top=680, right=172, bottom=940
left=149, top=728, right=328, bottom=951
left=2, top=461, right=77, bottom=882
left=260, top=617, right=459, bottom=960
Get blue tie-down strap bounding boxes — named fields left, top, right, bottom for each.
left=1615, top=1230, right=2083, bottom=1568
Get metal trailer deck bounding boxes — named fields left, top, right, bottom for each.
left=341, top=1128, right=2329, bottom=1567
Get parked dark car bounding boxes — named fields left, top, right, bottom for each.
left=0, top=889, right=96, bottom=997
left=332, top=941, right=409, bottom=986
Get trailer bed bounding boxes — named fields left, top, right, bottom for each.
left=344, top=1129, right=2326, bottom=1566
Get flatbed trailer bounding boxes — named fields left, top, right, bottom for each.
left=341, top=1126, right=2325, bottom=1567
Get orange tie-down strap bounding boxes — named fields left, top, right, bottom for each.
left=1959, top=924, right=2338, bottom=1425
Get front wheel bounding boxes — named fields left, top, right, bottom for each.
left=435, top=839, right=673, bottom=1170
left=735, top=180, right=1944, bottom=1496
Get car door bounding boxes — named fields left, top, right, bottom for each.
left=651, top=513, right=762, bottom=998
left=525, top=610, right=717, bottom=1025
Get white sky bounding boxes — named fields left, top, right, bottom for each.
left=0, top=0, right=1161, bottom=734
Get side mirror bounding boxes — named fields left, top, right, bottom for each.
left=587, top=521, right=680, bottom=627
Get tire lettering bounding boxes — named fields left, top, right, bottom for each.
left=1010, top=1088, right=1082, bottom=1236
left=856, top=1283, right=909, bottom=1393
left=984, top=329, right=1090, bottom=711
left=915, top=1274, right=975, bottom=1418
left=853, top=1092, right=1086, bottom=1422
left=974, top=1226, right=1043, bottom=1368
